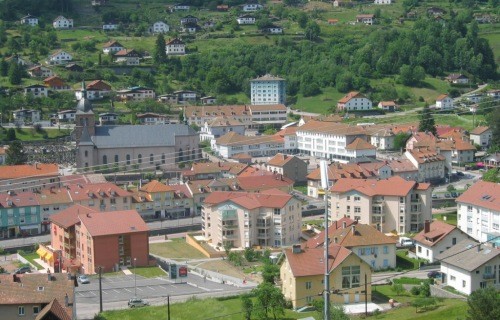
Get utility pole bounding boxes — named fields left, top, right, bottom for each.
left=99, top=266, right=103, bottom=313
left=320, top=160, right=330, bottom=320
left=134, top=258, right=137, bottom=297
left=365, top=274, right=368, bottom=317
left=167, top=295, right=171, bottom=320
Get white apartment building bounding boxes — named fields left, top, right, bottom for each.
left=469, top=126, right=492, bottom=149
left=250, top=74, right=286, bottom=105
left=200, top=117, right=246, bottom=142
left=202, top=189, right=302, bottom=248
left=214, top=132, right=288, bottom=158
left=249, top=104, right=287, bottom=126
left=330, top=176, right=432, bottom=234
left=237, top=15, right=256, bottom=24
left=404, top=148, right=446, bottom=182
left=47, top=50, right=73, bottom=65
left=457, top=181, right=500, bottom=246
left=21, top=14, right=38, bottom=26
left=296, top=120, right=369, bottom=163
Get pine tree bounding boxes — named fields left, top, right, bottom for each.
left=6, top=140, right=27, bottom=165
left=153, top=34, right=167, bottom=65
left=8, top=62, right=23, bottom=85
left=418, top=105, right=437, bottom=136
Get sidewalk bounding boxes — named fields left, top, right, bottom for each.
left=120, top=266, right=133, bottom=275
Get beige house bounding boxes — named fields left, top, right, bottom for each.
left=0, top=163, right=60, bottom=193
left=202, top=189, right=301, bottom=248
left=469, top=126, right=492, bottom=149
left=266, top=154, right=307, bottom=182
left=330, top=176, right=432, bottom=234
left=404, top=148, right=446, bottom=183
left=281, top=244, right=372, bottom=309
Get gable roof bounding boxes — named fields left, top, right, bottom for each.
left=0, top=163, right=59, bottom=180
left=338, top=91, right=365, bottom=104
left=307, top=161, right=387, bottom=181
left=456, top=181, right=500, bottom=212
left=183, top=161, right=249, bottom=177
left=436, top=94, right=449, bottom=101
left=437, top=239, right=500, bottom=272
left=346, top=138, right=376, bottom=150
left=305, top=217, right=356, bottom=248
left=328, top=223, right=397, bottom=248
left=102, top=40, right=123, bottom=48
left=50, top=204, right=94, bottom=228
left=79, top=209, right=149, bottom=237
left=284, top=244, right=353, bottom=277
left=330, top=176, right=429, bottom=197
left=140, top=180, right=174, bottom=193
left=413, top=221, right=458, bottom=247
left=35, top=298, right=71, bottom=320
left=267, top=153, right=299, bottom=167
left=204, top=188, right=293, bottom=209
left=406, top=148, right=446, bottom=164
left=470, top=126, right=490, bottom=135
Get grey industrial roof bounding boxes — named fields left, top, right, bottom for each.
left=91, top=124, right=196, bottom=148
left=437, top=239, right=500, bottom=272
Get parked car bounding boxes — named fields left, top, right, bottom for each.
left=399, top=237, right=415, bottom=247
left=456, top=171, right=464, bottom=177
left=431, top=194, right=438, bottom=199
left=77, top=275, right=90, bottom=284
left=444, top=193, right=451, bottom=198
left=427, top=271, right=443, bottom=279
left=128, top=298, right=149, bottom=308
left=306, top=204, right=317, bottom=209
left=451, top=192, right=458, bottom=198
left=14, top=266, right=31, bottom=274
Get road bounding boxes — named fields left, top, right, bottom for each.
left=372, top=267, right=439, bottom=285
left=76, top=272, right=255, bottom=319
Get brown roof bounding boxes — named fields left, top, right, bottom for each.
left=345, top=138, right=376, bottom=150
left=357, top=14, right=374, bottom=19
left=328, top=223, right=397, bottom=247
left=0, top=273, right=74, bottom=319
left=413, top=221, right=457, bottom=247
left=0, top=163, right=59, bottom=180
left=297, top=120, right=367, bottom=136
left=307, top=161, right=387, bottom=181
left=231, top=153, right=253, bottom=159
left=436, top=94, right=449, bottom=101
left=249, top=104, right=287, bottom=111
left=456, top=181, right=500, bottom=212
left=35, top=298, right=71, bottom=320
left=79, top=209, right=149, bottom=237
left=166, top=38, right=184, bottom=45
left=50, top=204, right=94, bottom=228
left=284, top=244, right=352, bottom=277
left=338, top=91, right=364, bottom=104
left=0, top=191, right=39, bottom=208
left=406, top=148, right=446, bottom=164
left=235, top=174, right=294, bottom=190
left=43, top=76, right=65, bottom=86
left=204, top=188, right=293, bottom=209
left=102, top=40, right=123, bottom=48
left=305, top=217, right=356, bottom=248
left=207, top=117, right=245, bottom=127
left=330, top=176, right=429, bottom=197
left=185, top=105, right=250, bottom=118
left=86, top=80, right=111, bottom=91
left=183, top=161, right=249, bottom=176
left=436, top=139, right=475, bottom=151
left=386, top=159, right=418, bottom=173
left=470, top=126, right=490, bottom=135
left=114, top=49, right=140, bottom=57
left=36, top=188, right=73, bottom=206
left=66, top=182, right=131, bottom=201
left=140, top=180, right=174, bottom=193
left=267, top=153, right=296, bottom=167
left=216, top=131, right=283, bottom=146
left=379, top=101, right=396, bottom=107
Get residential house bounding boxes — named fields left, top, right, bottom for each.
left=92, top=0, right=107, bottom=6
left=237, top=15, right=256, bottom=24
left=0, top=273, right=75, bottom=320
left=356, top=14, right=375, bottom=25
left=469, top=126, right=492, bottom=149
left=266, top=154, right=308, bottom=182
left=446, top=74, right=469, bottom=85
left=414, top=220, right=472, bottom=262
left=378, top=101, right=398, bottom=112
left=214, top=132, right=288, bottom=158
left=438, top=239, right=500, bottom=295
left=251, top=74, right=286, bottom=105
left=405, top=132, right=437, bottom=150
left=172, top=3, right=190, bottom=11
left=281, top=244, right=372, bottom=308
left=345, top=138, right=377, bottom=160
left=203, top=189, right=301, bottom=248
left=113, top=49, right=140, bottom=65
left=474, top=13, right=494, bottom=24
left=52, top=16, right=73, bottom=29
left=330, top=176, right=432, bottom=234
left=201, top=96, right=217, bottom=105
left=436, top=138, right=476, bottom=168
left=456, top=181, right=500, bottom=245
left=0, top=191, right=40, bottom=238
left=27, top=65, right=53, bottom=78
left=56, top=110, right=76, bottom=123
left=427, top=7, right=445, bottom=17
left=149, top=21, right=169, bottom=34
left=182, top=162, right=250, bottom=181
left=65, top=63, right=83, bottom=72
left=486, top=89, right=500, bottom=100
left=75, top=80, right=112, bottom=100
left=35, top=187, right=73, bottom=232
left=46, top=50, right=72, bottom=65
left=136, top=112, right=170, bottom=125
left=12, top=108, right=42, bottom=124
left=484, top=153, right=500, bottom=169
left=116, top=86, right=155, bottom=101
left=180, top=15, right=198, bottom=25
left=50, top=204, right=149, bottom=274
left=174, top=90, right=197, bottom=103
left=368, top=127, right=395, bottom=150
left=404, top=148, right=446, bottom=182
left=5, top=55, right=30, bottom=66
left=43, top=76, right=70, bottom=91
left=374, top=0, right=392, bottom=4
left=181, top=22, right=200, bottom=33
left=165, top=38, right=185, bottom=55
left=102, top=21, right=119, bottom=31
left=242, top=3, right=263, bottom=12
left=435, top=94, right=454, bottom=110
left=337, top=92, right=373, bottom=111
left=296, top=120, right=369, bottom=162
left=200, top=117, right=246, bottom=142
left=185, top=105, right=252, bottom=127
left=217, top=4, right=229, bottom=11
left=64, top=182, right=133, bottom=211
left=386, top=159, right=419, bottom=181
left=20, top=14, right=38, bottom=26
left=99, top=112, right=118, bottom=125
left=307, top=161, right=392, bottom=198
left=24, top=85, right=48, bottom=98
left=102, top=40, right=124, bottom=54
left=263, top=25, right=283, bottom=34
left=465, top=93, right=483, bottom=104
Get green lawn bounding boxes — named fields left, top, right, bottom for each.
left=396, top=250, right=426, bottom=270
left=17, top=250, right=43, bottom=270
left=0, top=127, right=70, bottom=141
left=131, top=266, right=167, bottom=278
left=149, top=238, right=206, bottom=260
left=293, top=86, right=345, bottom=113
left=433, top=212, right=458, bottom=226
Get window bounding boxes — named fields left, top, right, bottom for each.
left=347, top=206, right=350, bottom=213
left=102, top=155, right=107, bottom=164
left=450, top=275, right=456, bottom=281
left=305, top=281, right=312, bottom=290
left=33, top=306, right=40, bottom=314
left=354, top=196, right=360, bottom=202
left=18, top=306, right=25, bottom=316
left=274, top=208, right=281, bottom=215
left=354, top=207, right=361, bottom=213
left=161, top=153, right=166, bottom=164
left=347, top=196, right=350, bottom=201
left=462, top=280, right=466, bottom=288
left=150, top=154, right=154, bottom=164
left=126, top=154, right=131, bottom=165
left=383, top=246, right=388, bottom=254
left=114, top=155, right=119, bottom=163
left=138, top=154, right=142, bottom=163
left=342, top=266, right=360, bottom=289
left=84, top=150, right=88, bottom=157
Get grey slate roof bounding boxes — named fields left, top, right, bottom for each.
left=91, top=124, right=196, bottom=148
left=437, top=239, right=500, bottom=272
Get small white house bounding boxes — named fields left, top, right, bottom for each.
left=264, top=25, right=283, bottom=34
left=24, top=85, right=48, bottom=98
left=13, top=108, right=41, bottom=123
left=165, top=38, right=185, bottom=55
left=21, top=14, right=38, bottom=26
left=46, top=50, right=73, bottom=65
left=102, top=40, right=124, bottom=55
left=436, top=94, right=454, bottom=110
left=242, top=3, right=263, bottom=12
left=374, top=0, right=392, bottom=4
left=237, top=15, right=256, bottom=25
left=149, top=21, right=169, bottom=34
left=53, top=16, right=73, bottom=29
left=103, top=22, right=119, bottom=31
left=337, top=91, right=373, bottom=111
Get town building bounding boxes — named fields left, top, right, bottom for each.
left=52, top=16, right=73, bottom=29
left=330, top=176, right=432, bottom=234
left=102, top=21, right=119, bottom=31
left=237, top=15, right=256, bottom=24
left=149, top=21, right=169, bottom=33
left=203, top=189, right=301, bottom=248
left=456, top=181, right=500, bottom=246
left=377, top=101, right=398, bottom=112
left=0, top=163, right=59, bottom=193
left=435, top=94, right=454, bottom=110
left=266, top=154, right=308, bottom=182
left=199, top=117, right=246, bottom=142
left=414, top=220, right=472, bottom=263
left=404, top=148, right=446, bottom=183
left=27, top=65, right=53, bottom=78
left=75, top=80, right=112, bottom=100
left=102, top=40, right=124, bottom=55
left=49, top=204, right=149, bottom=274
left=116, top=86, right=155, bottom=101
left=337, top=92, right=373, bottom=111
left=113, top=49, right=140, bottom=65
left=165, top=38, right=186, bottom=55
left=20, top=14, right=38, bottom=26
left=43, top=76, right=70, bottom=91
left=281, top=244, right=372, bottom=309
left=0, top=273, right=75, bottom=320
left=242, top=3, right=263, bottom=11
left=98, top=112, right=119, bottom=125
left=180, top=15, right=198, bottom=25
left=250, top=74, right=286, bottom=105
left=445, top=74, right=469, bottom=84
left=0, top=191, right=40, bottom=239
left=469, top=126, right=492, bottom=149
left=23, top=85, right=48, bottom=98
left=484, top=153, right=500, bottom=169
left=182, top=162, right=249, bottom=181
left=356, top=14, right=375, bottom=25
left=438, top=239, right=500, bottom=295
left=47, top=50, right=73, bottom=65
left=136, top=113, right=171, bottom=125
left=214, top=132, right=287, bottom=158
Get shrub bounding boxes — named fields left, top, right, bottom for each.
left=410, top=286, right=421, bottom=296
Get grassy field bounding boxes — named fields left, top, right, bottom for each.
left=149, top=238, right=206, bottom=260
left=131, top=266, right=167, bottom=278
left=433, top=212, right=458, bottom=226
left=0, top=127, right=70, bottom=141
left=396, top=250, right=426, bottom=270
left=17, top=250, right=44, bottom=270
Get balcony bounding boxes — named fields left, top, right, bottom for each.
left=219, top=223, right=238, bottom=230
left=483, top=273, right=496, bottom=280
left=256, top=223, right=271, bottom=228
left=222, top=234, right=237, bottom=240
left=257, top=233, right=270, bottom=239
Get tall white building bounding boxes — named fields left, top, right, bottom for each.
left=250, top=74, right=286, bottom=106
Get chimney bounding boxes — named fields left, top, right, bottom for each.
left=292, top=244, right=301, bottom=254
left=342, top=221, right=347, bottom=229
left=424, top=220, right=430, bottom=233
left=65, top=293, right=69, bottom=307
left=351, top=225, right=356, bottom=234
left=86, top=213, right=91, bottom=218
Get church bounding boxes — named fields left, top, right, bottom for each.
left=74, top=89, right=199, bottom=171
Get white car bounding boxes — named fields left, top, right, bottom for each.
left=77, top=275, right=90, bottom=284
left=128, top=298, right=149, bottom=308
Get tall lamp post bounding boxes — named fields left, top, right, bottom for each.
left=320, top=160, right=330, bottom=320
left=134, top=258, right=137, bottom=297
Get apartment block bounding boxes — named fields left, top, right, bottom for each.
left=250, top=74, right=286, bottom=105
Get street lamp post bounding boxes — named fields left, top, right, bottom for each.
left=134, top=258, right=137, bottom=297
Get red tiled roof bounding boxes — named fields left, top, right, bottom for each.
left=35, top=298, right=71, bottom=320
left=406, top=148, right=446, bottom=164
left=338, top=91, right=363, bottom=104
left=328, top=223, right=397, bottom=247
left=0, top=163, right=59, bottom=180
left=330, top=176, right=427, bottom=197
left=236, top=174, right=294, bottom=190
left=183, top=162, right=249, bottom=176
left=307, top=162, right=386, bottom=181
left=79, top=209, right=149, bottom=237
left=456, top=181, right=500, bottom=212
left=204, top=188, right=293, bottom=209
left=297, top=120, right=367, bottom=136
left=413, top=221, right=457, bottom=247
left=50, top=204, right=94, bottom=228
left=345, top=138, right=376, bottom=150
left=0, top=191, right=39, bottom=208
left=379, top=101, right=396, bottom=107
left=140, top=180, right=174, bottom=193
left=470, top=126, right=490, bottom=135
left=305, top=217, right=356, bottom=248
left=436, top=94, right=449, bottom=101
left=284, top=244, right=352, bottom=277
left=267, top=153, right=296, bottom=167
left=66, top=182, right=131, bottom=201
left=87, top=80, right=111, bottom=91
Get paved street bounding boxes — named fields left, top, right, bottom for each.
left=372, top=267, right=438, bottom=285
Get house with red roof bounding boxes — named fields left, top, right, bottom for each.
left=414, top=220, right=472, bottom=262
left=456, top=181, right=500, bottom=245
left=280, top=244, right=372, bottom=308
left=49, top=204, right=149, bottom=274
left=44, top=76, right=70, bottom=91
left=266, top=153, right=307, bottom=182
left=345, top=137, right=377, bottom=159
left=202, top=189, right=301, bottom=248
left=435, top=94, right=454, bottom=110
left=469, top=126, right=492, bottom=149
left=330, top=176, right=432, bottom=234
left=337, top=91, right=372, bottom=111
left=0, top=163, right=60, bottom=193
left=404, top=147, right=446, bottom=182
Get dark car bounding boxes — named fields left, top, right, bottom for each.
left=427, top=271, right=442, bottom=279
left=444, top=193, right=451, bottom=198
left=456, top=171, right=464, bottom=177
left=306, top=204, right=317, bottom=209
left=14, top=266, right=31, bottom=274
left=451, top=192, right=458, bottom=198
